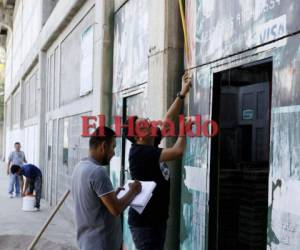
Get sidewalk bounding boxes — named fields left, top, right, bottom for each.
left=0, top=163, right=76, bottom=250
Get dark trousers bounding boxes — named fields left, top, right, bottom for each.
left=129, top=222, right=167, bottom=250
left=28, top=176, right=42, bottom=208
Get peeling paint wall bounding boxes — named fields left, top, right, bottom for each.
left=187, top=0, right=300, bottom=67
left=267, top=41, right=300, bottom=249
left=180, top=67, right=211, bottom=250
left=113, top=0, right=148, bottom=92
left=112, top=0, right=149, bottom=249
left=111, top=1, right=184, bottom=249
left=182, top=0, right=300, bottom=249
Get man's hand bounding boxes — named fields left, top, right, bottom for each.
left=180, top=72, right=192, bottom=96
left=115, top=187, right=125, bottom=195
left=100, top=180, right=142, bottom=217
left=6, top=163, right=10, bottom=175
left=129, top=180, right=142, bottom=195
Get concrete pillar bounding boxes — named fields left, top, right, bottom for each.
left=2, top=101, right=7, bottom=160
left=93, top=0, right=114, bottom=124
left=148, top=0, right=184, bottom=249
left=37, top=51, right=47, bottom=178
left=19, top=79, right=25, bottom=129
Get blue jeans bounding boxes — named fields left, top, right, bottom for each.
left=8, top=173, right=21, bottom=196
left=129, top=222, right=167, bottom=250
left=28, top=176, right=42, bottom=208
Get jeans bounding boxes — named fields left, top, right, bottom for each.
left=28, top=176, right=42, bottom=208
left=8, top=174, right=21, bottom=196
left=129, top=222, right=167, bottom=250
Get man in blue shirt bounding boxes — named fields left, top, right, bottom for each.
left=11, top=164, right=42, bottom=210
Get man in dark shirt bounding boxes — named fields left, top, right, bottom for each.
left=126, top=73, right=192, bottom=250
left=11, top=164, right=42, bottom=210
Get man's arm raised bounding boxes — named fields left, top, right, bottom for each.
left=159, top=136, right=186, bottom=162
left=163, top=72, right=191, bottom=123
left=159, top=117, right=191, bottom=162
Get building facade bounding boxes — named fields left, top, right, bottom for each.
left=3, top=0, right=300, bottom=250
left=182, top=1, right=300, bottom=250
left=4, top=0, right=183, bottom=249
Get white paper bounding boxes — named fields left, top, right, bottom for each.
left=131, top=193, right=153, bottom=214
left=117, top=180, right=156, bottom=208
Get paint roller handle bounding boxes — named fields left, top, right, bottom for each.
left=27, top=190, right=70, bottom=250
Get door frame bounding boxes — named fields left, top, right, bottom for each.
left=120, top=84, right=146, bottom=185
left=208, top=56, right=273, bottom=250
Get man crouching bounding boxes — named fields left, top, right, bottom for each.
left=10, top=163, right=42, bottom=211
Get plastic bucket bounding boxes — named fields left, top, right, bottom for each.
left=22, top=196, right=36, bottom=212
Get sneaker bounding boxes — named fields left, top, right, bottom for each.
left=34, top=207, right=40, bottom=211
left=8, top=194, right=13, bottom=198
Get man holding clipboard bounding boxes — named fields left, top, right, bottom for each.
left=72, top=127, right=142, bottom=250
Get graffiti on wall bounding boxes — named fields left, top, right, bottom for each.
left=183, top=1, right=300, bottom=246
left=113, top=0, right=148, bottom=92
left=186, top=0, right=300, bottom=67
left=112, top=0, right=149, bottom=247
left=180, top=68, right=211, bottom=250
left=180, top=136, right=209, bottom=250
left=110, top=91, right=149, bottom=250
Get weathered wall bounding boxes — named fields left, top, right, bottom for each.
left=4, top=0, right=97, bottom=223
left=4, top=0, right=42, bottom=165
left=181, top=1, right=300, bottom=249
left=111, top=0, right=184, bottom=249
left=113, top=0, right=148, bottom=92
left=55, top=113, right=90, bottom=216
left=43, top=0, right=95, bottom=219
left=60, top=8, right=95, bottom=106
left=180, top=66, right=211, bottom=250
left=8, top=0, right=42, bottom=94
left=186, top=0, right=300, bottom=67
left=111, top=0, right=149, bottom=248
left=4, top=63, right=40, bottom=165
left=267, top=37, right=300, bottom=250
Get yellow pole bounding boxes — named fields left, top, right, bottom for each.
left=178, top=0, right=191, bottom=68
left=178, top=0, right=191, bottom=116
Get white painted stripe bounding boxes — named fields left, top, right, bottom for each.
left=184, top=166, right=207, bottom=192
left=98, top=189, right=114, bottom=198
left=272, top=105, right=300, bottom=114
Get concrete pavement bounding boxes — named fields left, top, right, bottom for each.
left=0, top=163, right=76, bottom=250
